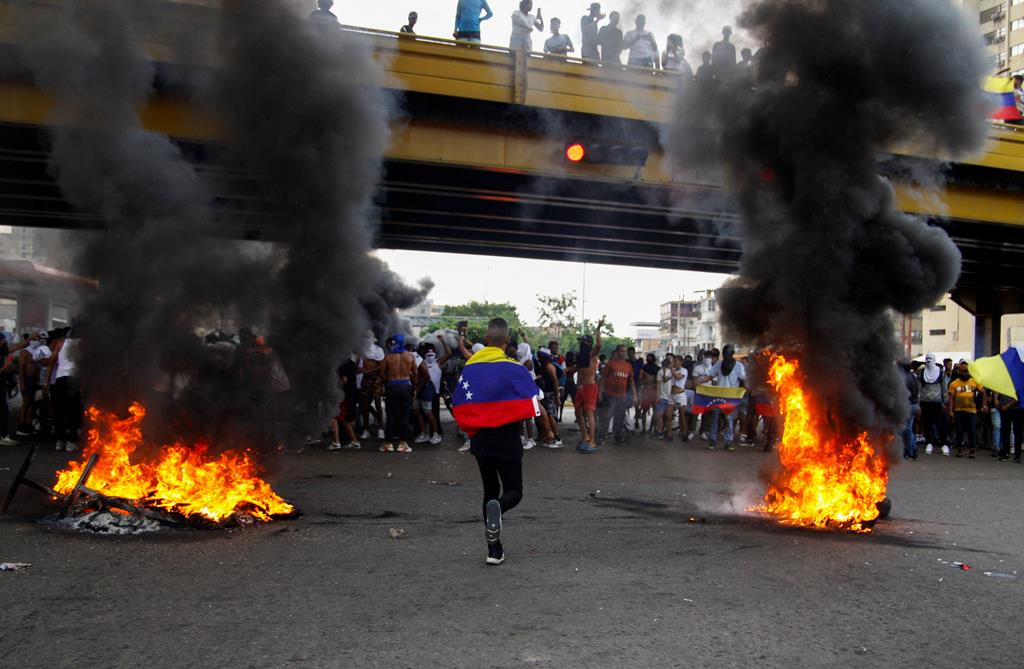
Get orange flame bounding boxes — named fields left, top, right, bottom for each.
left=54, top=403, right=294, bottom=523
left=757, top=355, right=888, bottom=532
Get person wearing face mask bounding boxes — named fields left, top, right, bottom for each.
left=918, top=352, right=949, bottom=456
left=414, top=343, right=445, bottom=445
left=947, top=361, right=985, bottom=459
left=696, top=343, right=746, bottom=450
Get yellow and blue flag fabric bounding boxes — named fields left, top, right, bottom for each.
left=984, top=76, right=1022, bottom=121
left=693, top=384, right=747, bottom=415
left=968, top=346, right=1024, bottom=400
left=452, top=346, right=539, bottom=437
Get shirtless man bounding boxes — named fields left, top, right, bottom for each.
left=381, top=334, right=417, bottom=453
left=573, top=319, right=603, bottom=453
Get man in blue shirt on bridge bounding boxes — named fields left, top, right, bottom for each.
left=454, top=0, right=494, bottom=43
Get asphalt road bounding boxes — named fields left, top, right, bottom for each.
left=1, top=418, right=1022, bottom=669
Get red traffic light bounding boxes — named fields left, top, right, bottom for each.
left=565, top=143, right=586, bottom=163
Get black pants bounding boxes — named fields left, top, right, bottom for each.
left=1001, top=408, right=1023, bottom=460
left=52, top=376, right=83, bottom=444
left=0, top=387, right=8, bottom=438
left=953, top=411, right=977, bottom=451
left=385, top=383, right=412, bottom=443
left=475, top=456, right=523, bottom=519
left=920, top=401, right=946, bottom=446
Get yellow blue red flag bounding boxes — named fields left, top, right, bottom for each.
left=452, top=347, right=539, bottom=437
left=968, top=346, right=1024, bottom=400
left=693, top=384, right=747, bottom=415
left=984, top=76, right=1022, bottom=121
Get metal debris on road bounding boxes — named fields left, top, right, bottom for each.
left=388, top=527, right=406, bottom=539
left=1, top=562, right=31, bottom=571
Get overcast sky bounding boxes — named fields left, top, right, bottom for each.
left=340, top=1, right=747, bottom=335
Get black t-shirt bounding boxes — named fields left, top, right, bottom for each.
left=338, top=360, right=358, bottom=402
left=469, top=422, right=523, bottom=459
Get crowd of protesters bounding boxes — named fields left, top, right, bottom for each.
left=0, top=327, right=82, bottom=452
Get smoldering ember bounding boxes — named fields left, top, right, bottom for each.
left=1, top=0, right=1023, bottom=666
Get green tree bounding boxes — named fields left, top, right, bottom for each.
left=426, top=301, right=525, bottom=343
left=533, top=293, right=631, bottom=357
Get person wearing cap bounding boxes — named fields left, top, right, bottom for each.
left=580, top=2, right=604, bottom=60
left=381, top=334, right=417, bottom=453
left=400, top=11, right=418, bottom=34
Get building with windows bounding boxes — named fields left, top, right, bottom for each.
left=631, top=321, right=662, bottom=356
left=399, top=299, right=443, bottom=336
left=896, top=294, right=975, bottom=360
left=658, top=298, right=700, bottom=355
left=963, top=0, right=1024, bottom=74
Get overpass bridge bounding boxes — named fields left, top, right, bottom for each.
left=1, top=1, right=1023, bottom=350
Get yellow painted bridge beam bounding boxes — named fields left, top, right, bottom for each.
left=2, top=80, right=1021, bottom=228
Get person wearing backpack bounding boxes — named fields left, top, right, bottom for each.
left=918, top=353, right=949, bottom=456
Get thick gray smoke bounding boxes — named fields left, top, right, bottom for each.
left=19, top=0, right=431, bottom=446
left=670, top=0, right=988, bottom=435
left=210, top=0, right=432, bottom=435
left=20, top=0, right=268, bottom=416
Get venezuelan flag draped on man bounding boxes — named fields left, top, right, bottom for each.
left=451, top=345, right=539, bottom=437
left=968, top=345, right=1024, bottom=400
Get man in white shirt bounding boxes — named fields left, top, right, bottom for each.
left=623, top=14, right=658, bottom=69
left=510, top=0, right=544, bottom=52
left=697, top=344, right=746, bottom=450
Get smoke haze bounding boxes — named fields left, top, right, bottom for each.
left=669, top=0, right=988, bottom=435
left=18, top=0, right=431, bottom=446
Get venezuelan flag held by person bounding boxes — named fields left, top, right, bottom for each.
left=692, top=384, right=748, bottom=415
left=968, top=345, right=1024, bottom=400
left=984, top=76, right=1022, bottom=122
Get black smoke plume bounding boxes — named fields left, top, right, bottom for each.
left=18, top=0, right=431, bottom=446
left=670, top=0, right=987, bottom=435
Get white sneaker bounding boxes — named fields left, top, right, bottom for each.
left=414, top=433, right=429, bottom=443
left=359, top=430, right=371, bottom=440
left=0, top=436, right=16, bottom=446
left=458, top=441, right=471, bottom=453
left=343, top=441, right=361, bottom=450
left=397, top=442, right=412, bottom=453
left=924, top=444, right=933, bottom=455
left=55, top=440, right=65, bottom=451
left=525, top=438, right=536, bottom=450
left=429, top=434, right=442, bottom=445
left=543, top=441, right=563, bottom=449
left=700, top=432, right=710, bottom=441
left=553, top=439, right=564, bottom=447
left=377, top=429, right=385, bottom=439
left=304, top=436, right=320, bottom=446
left=687, top=432, right=695, bottom=441
left=65, top=442, right=78, bottom=453
left=327, top=442, right=343, bottom=451
left=941, top=445, right=951, bottom=457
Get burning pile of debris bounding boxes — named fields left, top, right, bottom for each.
left=3, top=403, right=296, bottom=531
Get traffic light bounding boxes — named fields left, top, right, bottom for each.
left=563, top=140, right=649, bottom=167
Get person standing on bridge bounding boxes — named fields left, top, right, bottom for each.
left=543, top=17, right=574, bottom=56
left=580, top=3, right=604, bottom=60
left=451, top=318, right=541, bottom=565
left=510, top=0, right=544, bottom=53
left=400, top=11, right=418, bottom=34
left=623, top=14, right=658, bottom=70
left=454, top=0, right=493, bottom=43
left=597, top=11, right=623, bottom=65
left=711, top=26, right=737, bottom=82
left=309, top=0, right=338, bottom=29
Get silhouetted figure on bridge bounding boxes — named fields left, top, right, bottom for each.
left=597, top=11, right=623, bottom=65
left=624, top=14, right=658, bottom=70
left=544, top=18, right=574, bottom=56
left=711, top=26, right=737, bottom=81
left=309, top=0, right=338, bottom=30
left=454, top=0, right=493, bottom=43
left=662, top=34, right=692, bottom=77
left=510, top=0, right=544, bottom=52
left=401, top=11, right=418, bottom=34
left=696, top=50, right=714, bottom=92
left=580, top=3, right=604, bottom=60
